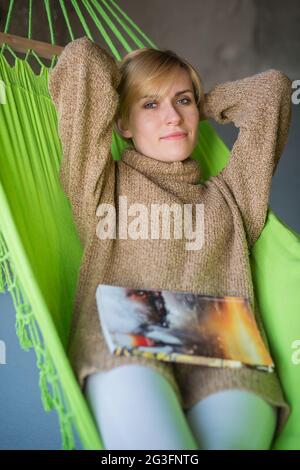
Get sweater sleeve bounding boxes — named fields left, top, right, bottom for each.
left=203, top=69, right=292, bottom=248
left=48, top=36, right=121, bottom=246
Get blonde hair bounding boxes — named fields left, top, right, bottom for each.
left=115, top=47, right=205, bottom=144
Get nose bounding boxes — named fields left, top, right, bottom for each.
left=164, top=103, right=183, bottom=124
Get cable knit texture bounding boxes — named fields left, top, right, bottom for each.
left=48, top=36, right=292, bottom=438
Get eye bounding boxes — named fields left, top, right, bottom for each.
left=180, top=97, right=192, bottom=105
left=143, top=97, right=192, bottom=109
left=143, top=101, right=159, bottom=109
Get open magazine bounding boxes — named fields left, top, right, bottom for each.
left=95, top=284, right=275, bottom=372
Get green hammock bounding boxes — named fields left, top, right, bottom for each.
left=0, top=0, right=300, bottom=451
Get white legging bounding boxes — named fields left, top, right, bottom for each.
left=83, top=364, right=277, bottom=450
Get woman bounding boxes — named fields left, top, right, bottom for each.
left=48, top=36, right=292, bottom=450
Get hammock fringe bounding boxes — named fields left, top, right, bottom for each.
left=0, top=228, right=76, bottom=450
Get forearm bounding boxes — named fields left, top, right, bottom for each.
left=203, top=69, right=292, bottom=248
left=48, top=36, right=121, bottom=246
left=201, top=69, right=292, bottom=128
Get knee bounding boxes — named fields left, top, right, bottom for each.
left=83, top=364, right=177, bottom=418
left=85, top=365, right=172, bottom=401
left=83, top=365, right=198, bottom=450
left=185, top=389, right=278, bottom=450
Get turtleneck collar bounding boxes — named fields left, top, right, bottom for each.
left=120, top=147, right=202, bottom=185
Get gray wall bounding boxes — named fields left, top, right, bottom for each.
left=0, top=0, right=299, bottom=449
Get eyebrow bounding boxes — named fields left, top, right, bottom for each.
left=140, top=89, right=194, bottom=100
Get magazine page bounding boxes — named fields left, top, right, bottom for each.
left=95, top=284, right=275, bottom=372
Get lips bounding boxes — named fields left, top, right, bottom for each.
left=161, top=132, right=188, bottom=139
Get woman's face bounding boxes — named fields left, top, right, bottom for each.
left=116, top=68, right=200, bottom=163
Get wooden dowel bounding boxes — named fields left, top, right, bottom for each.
left=0, top=32, right=64, bottom=59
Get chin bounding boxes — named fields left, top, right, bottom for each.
left=169, top=153, right=190, bottom=163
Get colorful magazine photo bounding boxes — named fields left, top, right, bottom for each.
left=95, top=284, right=275, bottom=372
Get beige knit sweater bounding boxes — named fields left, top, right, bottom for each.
left=48, top=36, right=292, bottom=438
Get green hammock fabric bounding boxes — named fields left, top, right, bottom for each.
left=0, top=0, right=300, bottom=451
